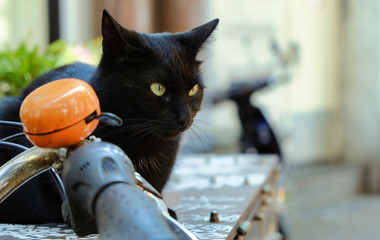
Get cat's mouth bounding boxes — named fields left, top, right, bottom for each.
left=161, top=129, right=184, bottom=140
left=162, top=133, right=180, bottom=140
left=161, top=124, right=190, bottom=140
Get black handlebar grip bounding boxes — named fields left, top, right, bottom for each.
left=95, top=183, right=176, bottom=240
left=62, top=142, right=177, bottom=239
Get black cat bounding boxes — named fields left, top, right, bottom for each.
left=0, top=10, right=218, bottom=223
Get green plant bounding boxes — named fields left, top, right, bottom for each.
left=0, top=38, right=102, bottom=99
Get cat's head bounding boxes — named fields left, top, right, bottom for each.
left=95, top=10, right=218, bottom=140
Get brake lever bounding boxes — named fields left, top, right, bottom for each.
left=144, top=191, right=199, bottom=240
left=135, top=173, right=199, bottom=240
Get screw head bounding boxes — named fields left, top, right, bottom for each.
left=237, top=220, right=251, bottom=236
left=209, top=211, right=219, bottom=223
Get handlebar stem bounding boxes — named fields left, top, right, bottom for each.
left=0, top=146, right=62, bottom=204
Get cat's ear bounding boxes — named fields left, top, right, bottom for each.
left=178, top=19, right=219, bottom=59
left=101, top=10, right=142, bottom=58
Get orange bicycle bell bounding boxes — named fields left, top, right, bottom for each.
left=20, top=78, right=101, bottom=148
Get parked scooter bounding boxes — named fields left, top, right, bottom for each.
left=213, top=40, right=298, bottom=161
left=213, top=40, right=298, bottom=240
left=213, top=79, right=282, bottom=158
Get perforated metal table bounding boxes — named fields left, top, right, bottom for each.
left=0, top=154, right=281, bottom=240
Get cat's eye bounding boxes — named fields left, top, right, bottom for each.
left=189, top=84, right=199, bottom=97
left=150, top=83, right=166, bottom=96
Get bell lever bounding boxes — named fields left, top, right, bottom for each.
left=85, top=112, right=123, bottom=127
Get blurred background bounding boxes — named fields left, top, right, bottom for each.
left=0, top=0, right=379, bottom=239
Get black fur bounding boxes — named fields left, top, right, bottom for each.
left=0, top=10, right=218, bottom=223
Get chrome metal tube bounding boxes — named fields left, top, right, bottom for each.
left=0, top=146, right=60, bottom=203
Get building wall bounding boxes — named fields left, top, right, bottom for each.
left=0, top=0, right=48, bottom=50
left=205, top=0, right=343, bottom=163
left=59, top=0, right=95, bottom=43
left=341, top=0, right=380, bottom=163
left=282, top=0, right=343, bottom=163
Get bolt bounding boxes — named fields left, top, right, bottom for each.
left=205, top=155, right=211, bottom=164
left=253, top=213, right=264, bottom=221
left=237, top=220, right=251, bottom=236
left=233, top=156, right=239, bottom=165
left=210, top=176, right=217, bottom=184
left=261, top=184, right=272, bottom=194
left=243, top=177, right=250, bottom=186
left=209, top=211, right=219, bottom=223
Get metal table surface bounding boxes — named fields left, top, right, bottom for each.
left=0, top=154, right=280, bottom=240
left=164, top=154, right=280, bottom=240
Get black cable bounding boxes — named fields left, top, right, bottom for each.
left=1, top=132, right=26, bottom=142
left=0, top=142, right=28, bottom=152
left=0, top=121, right=23, bottom=129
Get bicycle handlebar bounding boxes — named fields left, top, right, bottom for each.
left=0, top=78, right=192, bottom=239
left=62, top=141, right=177, bottom=239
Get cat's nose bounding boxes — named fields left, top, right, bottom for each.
left=176, top=117, right=188, bottom=128
left=176, top=104, right=190, bottom=129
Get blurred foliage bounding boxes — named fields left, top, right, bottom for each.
left=0, top=37, right=102, bottom=99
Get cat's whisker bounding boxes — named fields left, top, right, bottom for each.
left=185, top=129, right=195, bottom=144
left=192, top=120, right=214, bottom=144
left=188, top=122, right=213, bottom=152
left=134, top=127, right=157, bottom=143
left=98, top=118, right=171, bottom=144
left=192, top=122, right=209, bottom=138
left=99, top=126, right=143, bottom=140
left=182, top=126, right=195, bottom=143
left=149, top=155, right=160, bottom=172
left=193, top=118, right=211, bottom=126
left=123, top=126, right=155, bottom=141
left=189, top=129, right=207, bottom=152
